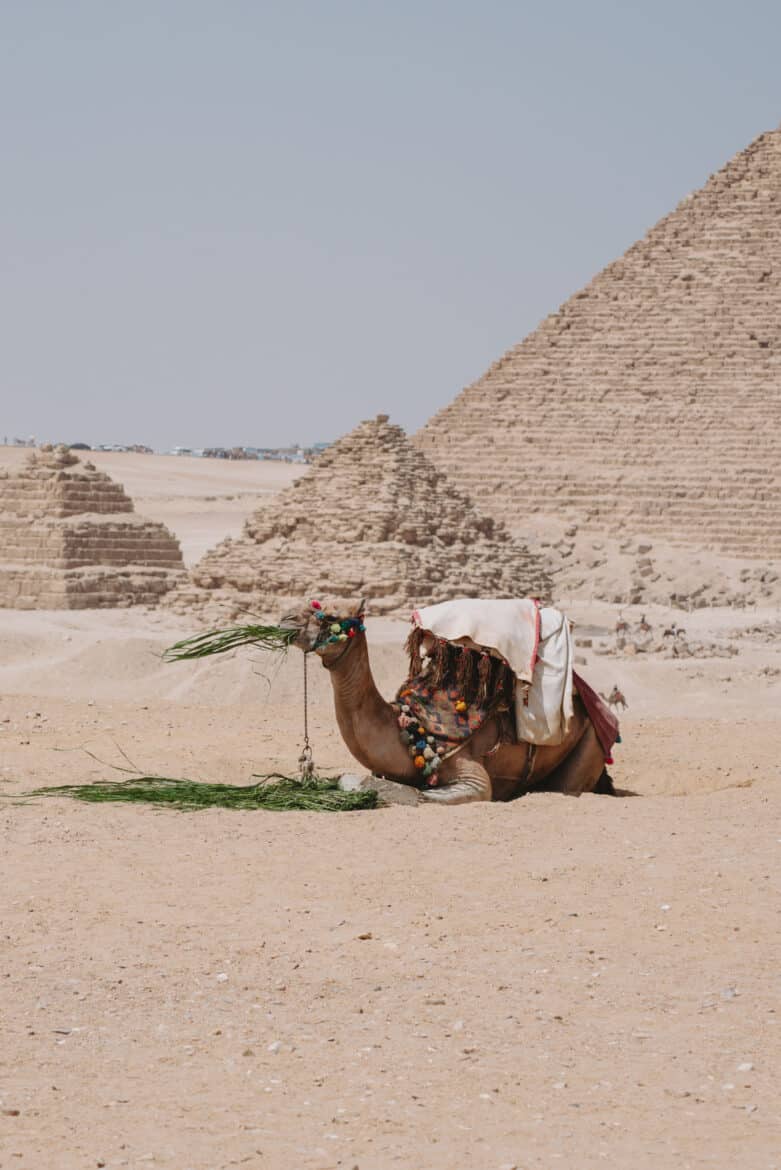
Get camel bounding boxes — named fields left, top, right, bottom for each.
left=282, top=600, right=616, bottom=805
left=602, top=684, right=628, bottom=712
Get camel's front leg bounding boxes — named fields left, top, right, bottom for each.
left=419, top=757, right=492, bottom=804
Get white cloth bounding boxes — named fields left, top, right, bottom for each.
left=412, top=597, right=574, bottom=746
left=515, top=605, right=574, bottom=745
left=413, top=598, right=540, bottom=682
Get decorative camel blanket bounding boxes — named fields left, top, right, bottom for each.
left=411, top=598, right=574, bottom=745
left=392, top=651, right=515, bottom=785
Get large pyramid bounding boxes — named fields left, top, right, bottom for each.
left=0, top=445, right=185, bottom=608
left=167, top=415, right=551, bottom=619
left=417, top=126, right=781, bottom=561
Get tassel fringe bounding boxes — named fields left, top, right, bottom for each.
left=405, top=627, right=425, bottom=677
left=405, top=630, right=517, bottom=711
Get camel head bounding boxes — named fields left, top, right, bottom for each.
left=280, top=598, right=367, bottom=664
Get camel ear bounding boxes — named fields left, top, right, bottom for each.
left=354, top=597, right=367, bottom=617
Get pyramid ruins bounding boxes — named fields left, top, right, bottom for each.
left=417, top=127, right=781, bottom=567
left=167, top=415, right=551, bottom=619
left=0, top=444, right=185, bottom=608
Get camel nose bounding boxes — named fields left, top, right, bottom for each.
left=278, top=613, right=314, bottom=651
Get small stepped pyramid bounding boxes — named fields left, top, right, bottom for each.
left=166, top=415, right=551, bottom=619
left=0, top=444, right=185, bottom=608
left=417, top=126, right=781, bottom=561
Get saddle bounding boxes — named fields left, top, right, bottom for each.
left=392, top=637, right=620, bottom=785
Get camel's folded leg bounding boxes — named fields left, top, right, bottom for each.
left=542, top=723, right=606, bottom=796
left=419, top=757, right=492, bottom=804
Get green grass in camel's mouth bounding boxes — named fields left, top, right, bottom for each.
left=162, top=624, right=298, bottom=662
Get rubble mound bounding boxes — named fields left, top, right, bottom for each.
left=535, top=523, right=781, bottom=610
left=0, top=445, right=185, bottom=609
left=593, top=614, right=740, bottom=660
left=167, top=416, right=551, bottom=620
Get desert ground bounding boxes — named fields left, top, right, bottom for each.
left=1, top=451, right=780, bottom=1169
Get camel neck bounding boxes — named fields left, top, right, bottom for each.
left=323, top=632, right=415, bottom=779
left=326, top=632, right=380, bottom=708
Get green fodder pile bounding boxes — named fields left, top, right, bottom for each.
left=31, top=774, right=377, bottom=812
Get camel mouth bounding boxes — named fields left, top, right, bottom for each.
left=277, top=611, right=316, bottom=651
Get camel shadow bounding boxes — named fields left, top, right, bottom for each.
left=513, top=769, right=641, bottom=800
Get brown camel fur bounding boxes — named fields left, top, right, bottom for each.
left=283, top=601, right=614, bottom=805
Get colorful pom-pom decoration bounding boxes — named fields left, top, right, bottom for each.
left=455, top=700, right=467, bottom=713
left=414, top=755, right=426, bottom=769
left=310, top=600, right=322, bottom=610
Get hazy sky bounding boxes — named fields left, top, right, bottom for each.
left=2, top=2, right=779, bottom=450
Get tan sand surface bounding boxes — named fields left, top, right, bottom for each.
left=2, top=458, right=781, bottom=1168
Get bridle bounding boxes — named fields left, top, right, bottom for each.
left=307, top=602, right=366, bottom=671
left=295, top=604, right=365, bottom=778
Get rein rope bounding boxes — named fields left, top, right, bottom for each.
left=298, top=651, right=315, bottom=780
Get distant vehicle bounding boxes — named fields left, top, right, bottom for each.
left=69, top=442, right=91, bottom=450
left=168, top=446, right=193, bottom=456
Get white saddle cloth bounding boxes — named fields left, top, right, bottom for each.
left=412, top=598, right=574, bottom=745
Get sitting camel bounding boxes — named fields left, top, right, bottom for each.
left=283, top=600, right=618, bottom=805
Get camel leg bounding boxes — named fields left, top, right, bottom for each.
left=540, top=723, right=606, bottom=796
left=419, top=756, right=492, bottom=804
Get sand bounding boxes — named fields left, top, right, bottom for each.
left=1, top=453, right=780, bottom=1169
